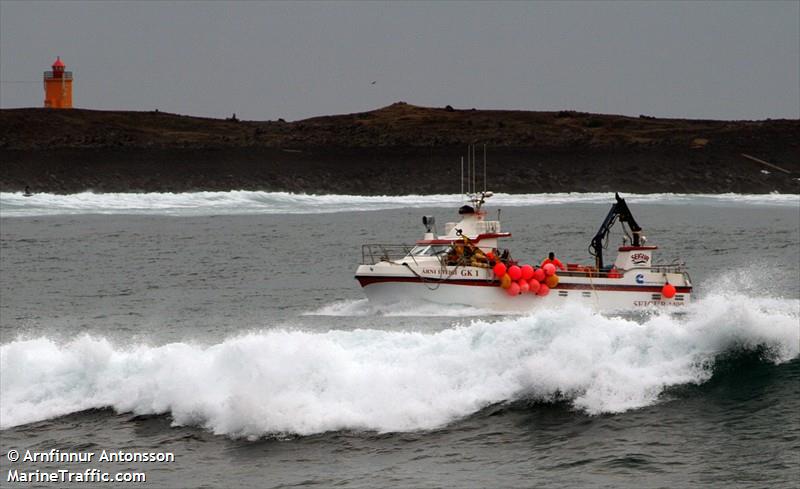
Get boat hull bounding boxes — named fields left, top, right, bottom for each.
left=355, top=264, right=691, bottom=312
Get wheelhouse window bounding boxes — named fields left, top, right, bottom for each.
left=408, top=245, right=450, bottom=257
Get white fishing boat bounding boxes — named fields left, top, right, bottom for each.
left=354, top=191, right=692, bottom=311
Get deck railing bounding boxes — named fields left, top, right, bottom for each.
left=560, top=262, right=688, bottom=278
left=360, top=247, right=689, bottom=279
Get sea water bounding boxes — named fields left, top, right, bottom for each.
left=1, top=192, right=798, bottom=488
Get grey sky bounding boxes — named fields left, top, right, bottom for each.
left=1, top=1, right=798, bottom=121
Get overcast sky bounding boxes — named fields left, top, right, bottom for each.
left=1, top=1, right=798, bottom=121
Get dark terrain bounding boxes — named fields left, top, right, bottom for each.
left=1, top=102, right=798, bottom=194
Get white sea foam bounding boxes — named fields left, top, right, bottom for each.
left=2, top=294, right=797, bottom=436
left=1, top=191, right=797, bottom=217
left=305, top=298, right=505, bottom=317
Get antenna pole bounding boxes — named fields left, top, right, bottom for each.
left=460, top=156, right=464, bottom=196
left=483, top=143, right=487, bottom=193
left=466, top=145, right=470, bottom=194
left=472, top=144, right=476, bottom=196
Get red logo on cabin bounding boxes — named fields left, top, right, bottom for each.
left=630, top=253, right=650, bottom=265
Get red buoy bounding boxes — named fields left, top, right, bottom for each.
left=521, top=264, right=534, bottom=281
left=661, top=283, right=676, bottom=299
left=533, top=268, right=545, bottom=282
left=519, top=280, right=530, bottom=293
left=507, top=282, right=521, bottom=296
left=493, top=262, right=507, bottom=277
left=537, top=284, right=550, bottom=296
left=508, top=265, right=522, bottom=281
left=528, top=279, right=541, bottom=294
left=543, top=263, right=556, bottom=276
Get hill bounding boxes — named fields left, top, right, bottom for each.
left=1, top=102, right=798, bottom=194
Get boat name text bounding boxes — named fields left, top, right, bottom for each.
left=420, top=268, right=481, bottom=277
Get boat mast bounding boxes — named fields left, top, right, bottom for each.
left=461, top=156, right=464, bottom=196
left=483, top=143, right=487, bottom=193
left=466, top=144, right=471, bottom=195
left=461, top=143, right=492, bottom=211
left=472, top=143, right=476, bottom=197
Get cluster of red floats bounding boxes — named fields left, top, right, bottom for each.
left=492, top=262, right=559, bottom=297
left=491, top=258, right=678, bottom=300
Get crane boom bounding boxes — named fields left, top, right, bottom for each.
left=590, top=193, right=643, bottom=269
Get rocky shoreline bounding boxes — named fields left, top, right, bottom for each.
left=1, top=103, right=798, bottom=194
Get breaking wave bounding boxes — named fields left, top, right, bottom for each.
left=1, top=191, right=797, bottom=217
left=305, top=298, right=506, bottom=317
left=2, top=294, right=797, bottom=437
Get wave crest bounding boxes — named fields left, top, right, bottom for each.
left=1, top=294, right=797, bottom=437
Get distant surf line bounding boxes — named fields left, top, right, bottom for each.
left=1, top=191, right=797, bottom=217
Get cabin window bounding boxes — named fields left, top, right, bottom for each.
left=409, top=245, right=430, bottom=256
left=409, top=245, right=449, bottom=257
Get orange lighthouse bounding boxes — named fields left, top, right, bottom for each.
left=43, top=56, right=73, bottom=108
